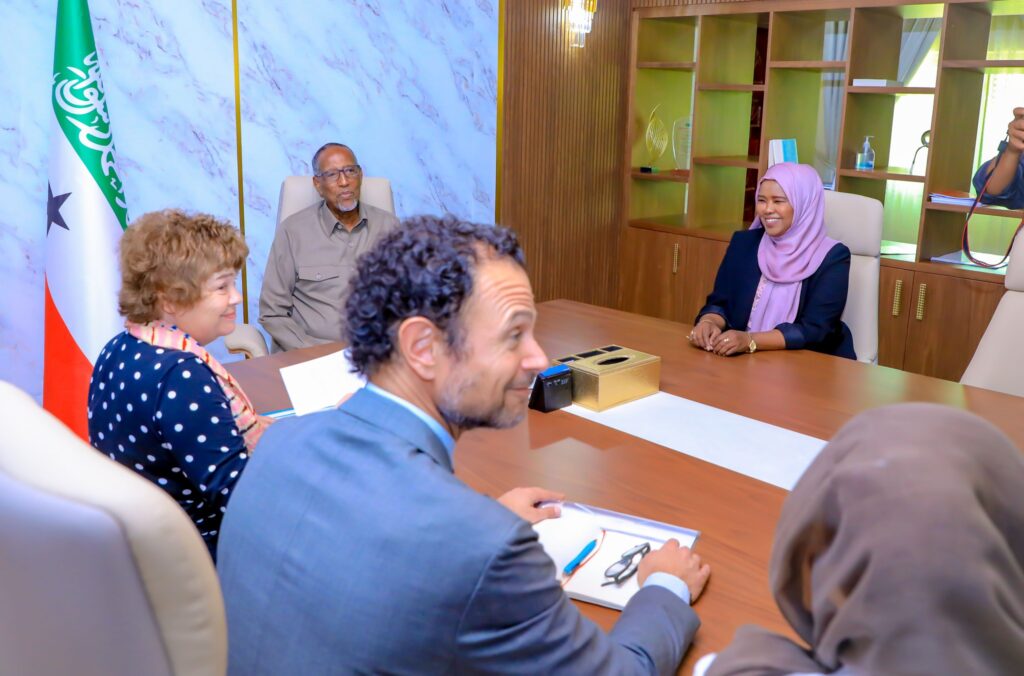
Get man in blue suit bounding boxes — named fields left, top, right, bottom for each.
left=218, top=215, right=711, bottom=674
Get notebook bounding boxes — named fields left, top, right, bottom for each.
left=533, top=502, right=699, bottom=611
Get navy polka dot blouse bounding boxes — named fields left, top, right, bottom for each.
left=87, top=331, right=250, bottom=559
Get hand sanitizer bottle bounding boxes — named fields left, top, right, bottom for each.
left=856, top=136, right=875, bottom=171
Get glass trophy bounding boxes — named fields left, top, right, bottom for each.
left=642, top=105, right=668, bottom=172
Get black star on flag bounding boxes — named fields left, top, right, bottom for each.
left=47, top=183, right=72, bottom=235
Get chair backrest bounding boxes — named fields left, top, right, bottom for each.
left=823, top=190, right=883, bottom=363
left=0, top=381, right=227, bottom=676
left=276, top=176, right=396, bottom=227
left=961, top=230, right=1024, bottom=396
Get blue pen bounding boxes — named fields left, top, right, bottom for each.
left=563, top=539, right=598, bottom=576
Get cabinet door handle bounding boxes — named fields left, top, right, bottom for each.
left=891, top=279, right=903, bottom=317
left=915, top=283, right=927, bottom=321
left=672, top=243, right=680, bottom=274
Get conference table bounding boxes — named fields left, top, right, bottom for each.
left=226, top=299, right=1024, bottom=674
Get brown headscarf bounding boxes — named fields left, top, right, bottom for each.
left=709, top=403, right=1024, bottom=676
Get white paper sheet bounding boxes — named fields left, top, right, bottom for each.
left=278, top=348, right=365, bottom=416
left=564, top=392, right=826, bottom=490
left=533, top=502, right=698, bottom=610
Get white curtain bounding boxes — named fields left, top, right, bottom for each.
left=814, top=21, right=848, bottom=184
left=898, top=19, right=941, bottom=84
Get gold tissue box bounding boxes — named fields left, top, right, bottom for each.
left=554, top=345, right=661, bottom=412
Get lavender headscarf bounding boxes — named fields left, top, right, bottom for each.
left=747, top=163, right=838, bottom=332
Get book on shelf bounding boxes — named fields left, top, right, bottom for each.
left=767, top=139, right=798, bottom=167
left=851, top=78, right=903, bottom=87
left=533, top=501, right=699, bottom=611
left=928, top=189, right=977, bottom=207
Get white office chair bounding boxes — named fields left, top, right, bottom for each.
left=224, top=176, right=397, bottom=358
left=823, top=191, right=883, bottom=364
left=960, top=230, right=1024, bottom=397
left=0, top=381, right=226, bottom=675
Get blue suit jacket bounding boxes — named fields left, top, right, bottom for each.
left=698, top=229, right=855, bottom=359
left=218, top=387, right=699, bottom=675
left=973, top=153, right=1024, bottom=210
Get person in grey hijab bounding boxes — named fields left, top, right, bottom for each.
left=700, top=403, right=1024, bottom=676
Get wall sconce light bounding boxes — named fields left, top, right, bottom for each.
left=563, top=0, right=597, bottom=48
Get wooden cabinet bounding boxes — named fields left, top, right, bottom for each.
left=618, top=228, right=687, bottom=321
left=879, top=263, right=1005, bottom=380
left=618, top=227, right=728, bottom=323
left=878, top=265, right=914, bottom=369
left=680, top=236, right=729, bottom=322
left=901, top=271, right=1005, bottom=381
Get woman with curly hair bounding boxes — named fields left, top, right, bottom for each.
left=87, top=209, right=271, bottom=558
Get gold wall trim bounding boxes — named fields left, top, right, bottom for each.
left=496, top=0, right=505, bottom=223
left=231, top=0, right=249, bottom=322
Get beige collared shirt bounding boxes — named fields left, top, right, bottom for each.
left=259, top=200, right=400, bottom=351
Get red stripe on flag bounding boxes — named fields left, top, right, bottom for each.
left=43, top=278, right=93, bottom=440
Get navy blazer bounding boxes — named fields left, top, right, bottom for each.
left=218, top=387, right=700, bottom=675
left=697, top=229, right=856, bottom=359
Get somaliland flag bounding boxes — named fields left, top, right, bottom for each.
left=45, top=0, right=128, bottom=438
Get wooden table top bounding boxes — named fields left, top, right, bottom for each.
left=226, top=299, right=1024, bottom=673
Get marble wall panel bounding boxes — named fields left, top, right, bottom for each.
left=0, top=0, right=497, bottom=401
left=237, top=0, right=498, bottom=334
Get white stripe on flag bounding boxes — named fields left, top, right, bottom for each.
left=46, top=114, right=124, bottom=364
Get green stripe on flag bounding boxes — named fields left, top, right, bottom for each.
left=52, top=0, right=128, bottom=230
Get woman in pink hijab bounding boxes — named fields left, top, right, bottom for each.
left=689, top=163, right=855, bottom=359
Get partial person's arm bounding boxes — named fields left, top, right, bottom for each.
left=455, top=522, right=706, bottom=675
left=695, top=235, right=742, bottom=328
left=691, top=234, right=742, bottom=349
left=258, top=227, right=320, bottom=351
left=775, top=244, right=851, bottom=351
left=708, top=326, right=786, bottom=356
left=973, top=107, right=1024, bottom=209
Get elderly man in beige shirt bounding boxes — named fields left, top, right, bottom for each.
left=259, top=143, right=400, bottom=351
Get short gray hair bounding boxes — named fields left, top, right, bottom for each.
left=311, top=142, right=355, bottom=174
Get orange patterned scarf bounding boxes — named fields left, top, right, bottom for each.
left=125, top=321, right=266, bottom=452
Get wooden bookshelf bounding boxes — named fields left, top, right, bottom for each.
left=941, top=59, right=1024, bottom=72
left=692, top=155, right=760, bottom=169
left=769, top=60, right=846, bottom=70
left=846, top=86, right=936, bottom=95
left=838, top=167, right=926, bottom=183
left=925, top=202, right=1024, bottom=220
left=619, top=0, right=1023, bottom=380
left=636, top=61, right=696, bottom=70
left=697, top=83, right=766, bottom=92
left=630, top=169, right=690, bottom=183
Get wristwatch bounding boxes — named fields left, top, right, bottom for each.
left=748, top=337, right=757, bottom=354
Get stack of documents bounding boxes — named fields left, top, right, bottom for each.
left=928, top=189, right=976, bottom=207
left=533, top=502, right=698, bottom=610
